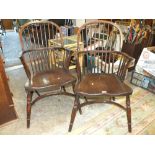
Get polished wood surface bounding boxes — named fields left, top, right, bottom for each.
left=0, top=56, right=17, bottom=125
left=75, top=74, right=132, bottom=96
left=1, top=19, right=13, bottom=30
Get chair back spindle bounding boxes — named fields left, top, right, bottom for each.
left=77, top=50, right=133, bottom=81
left=77, top=20, right=123, bottom=52
left=20, top=47, right=71, bottom=80
left=19, top=20, right=63, bottom=51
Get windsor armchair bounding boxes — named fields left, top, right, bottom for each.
left=68, top=20, right=134, bottom=133
left=19, top=21, right=76, bottom=128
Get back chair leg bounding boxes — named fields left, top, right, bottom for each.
left=62, top=86, right=66, bottom=93
left=84, top=96, right=88, bottom=102
left=0, top=46, right=3, bottom=54
left=112, top=97, right=115, bottom=101
left=77, top=101, right=82, bottom=115
left=68, top=95, right=79, bottom=132
left=27, top=91, right=33, bottom=128
left=35, top=90, right=40, bottom=96
left=126, top=95, right=132, bottom=132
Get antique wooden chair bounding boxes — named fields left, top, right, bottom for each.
left=19, top=21, right=76, bottom=128
left=20, top=47, right=76, bottom=128
left=68, top=20, right=133, bottom=133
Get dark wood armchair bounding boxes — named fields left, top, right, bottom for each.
left=68, top=50, right=133, bottom=133
left=19, top=21, right=76, bottom=128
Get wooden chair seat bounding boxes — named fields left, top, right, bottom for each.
left=75, top=74, right=133, bottom=96
left=25, top=68, right=76, bottom=91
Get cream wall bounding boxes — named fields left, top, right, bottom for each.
left=73, top=19, right=97, bottom=27
left=73, top=19, right=85, bottom=27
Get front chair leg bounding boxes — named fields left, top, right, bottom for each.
left=126, top=95, right=132, bottom=132
left=68, top=95, right=79, bottom=132
left=27, top=91, right=33, bottom=128
left=72, top=82, right=82, bottom=114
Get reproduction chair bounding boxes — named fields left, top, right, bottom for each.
left=68, top=20, right=133, bottom=133
left=19, top=20, right=76, bottom=128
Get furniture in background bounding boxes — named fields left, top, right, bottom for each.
left=68, top=50, right=134, bottom=132
left=48, top=19, right=74, bottom=36
left=131, top=46, right=155, bottom=94
left=0, top=56, right=17, bottom=126
left=19, top=21, right=77, bottom=128
left=48, top=19, right=66, bottom=26
left=148, top=20, right=155, bottom=46
left=15, top=19, right=31, bottom=32
left=122, top=42, right=142, bottom=70
left=49, top=35, right=83, bottom=69
left=1, top=19, right=13, bottom=30
left=0, top=19, right=6, bottom=35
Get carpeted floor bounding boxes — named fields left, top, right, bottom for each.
left=1, top=30, right=21, bottom=67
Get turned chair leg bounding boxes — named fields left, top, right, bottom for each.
left=126, top=95, right=132, bottom=132
left=72, top=83, right=82, bottom=114
left=68, top=95, right=79, bottom=132
left=27, top=91, right=33, bottom=128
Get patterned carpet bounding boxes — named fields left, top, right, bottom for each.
left=69, top=85, right=155, bottom=135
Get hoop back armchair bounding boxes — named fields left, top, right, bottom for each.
left=19, top=21, right=76, bottom=128
left=68, top=46, right=134, bottom=132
